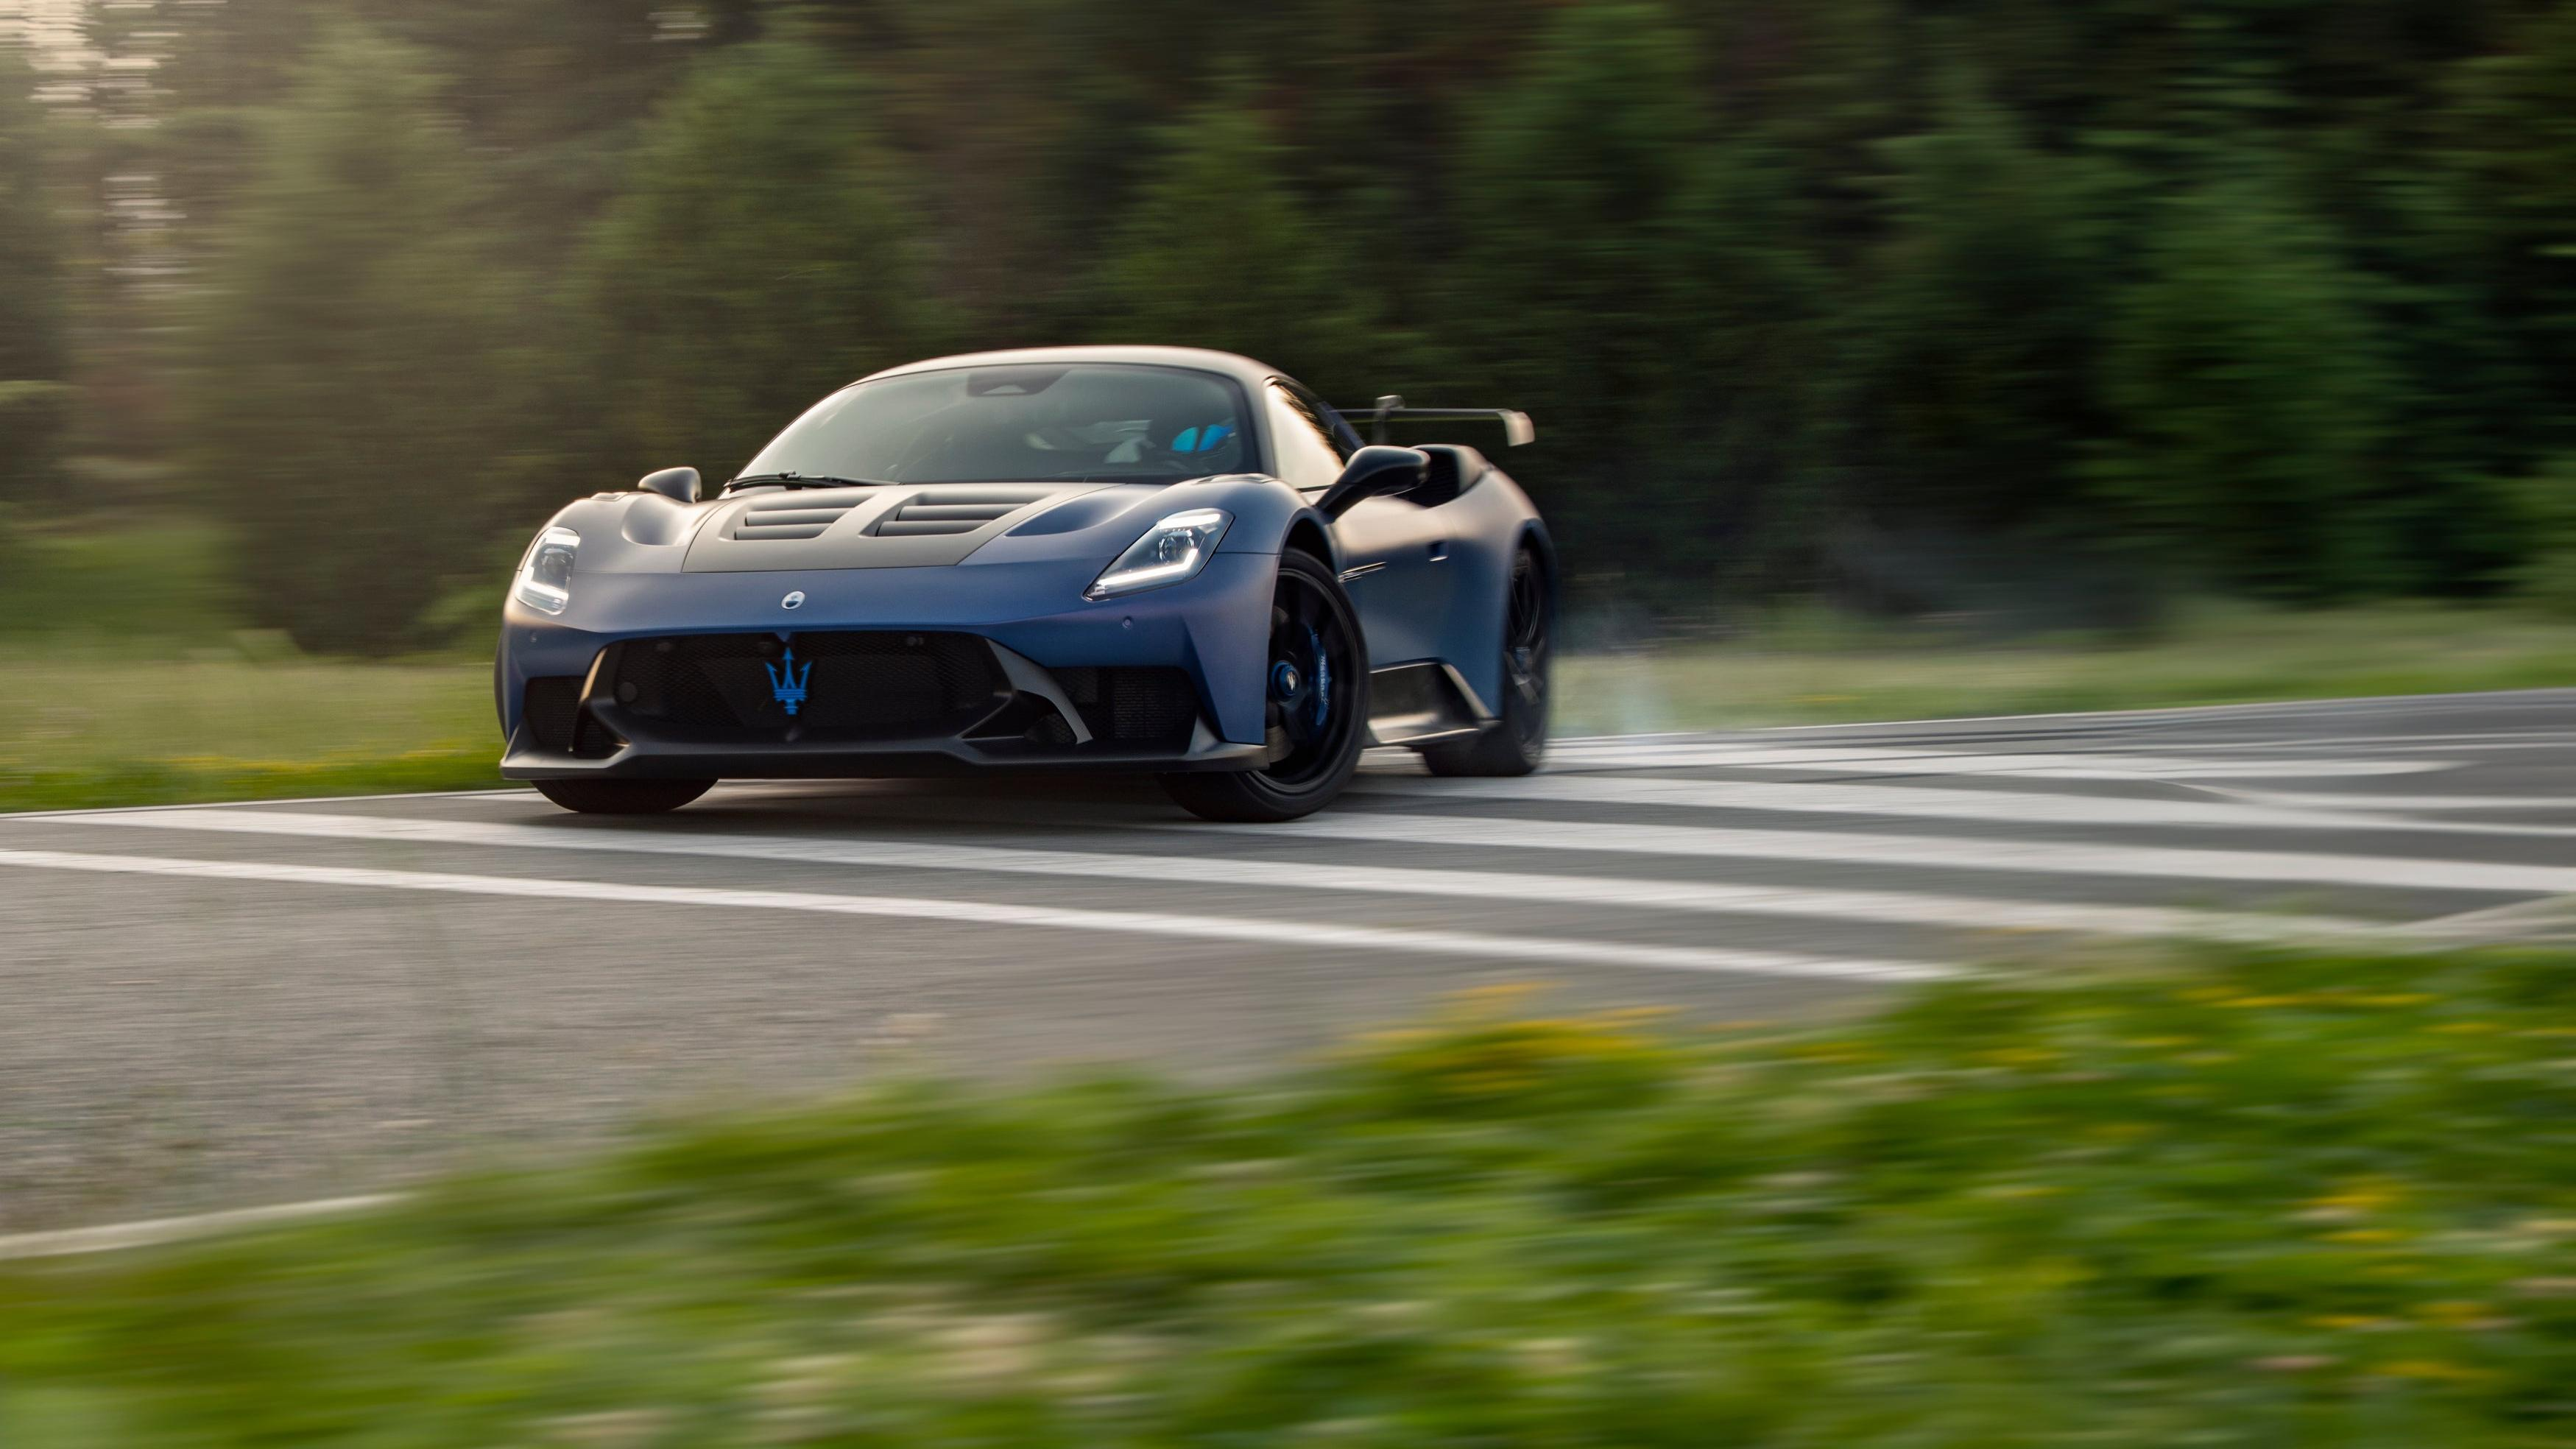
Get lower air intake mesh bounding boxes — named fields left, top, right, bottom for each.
left=521, top=677, right=620, bottom=758
left=1055, top=667, right=1201, bottom=747
left=522, top=677, right=581, bottom=752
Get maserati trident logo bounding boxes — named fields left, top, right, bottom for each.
left=780, top=590, right=805, bottom=610
left=765, top=645, right=811, bottom=716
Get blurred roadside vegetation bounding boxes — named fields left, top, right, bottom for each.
left=12, top=944, right=2576, bottom=1442
left=2, top=0, right=2575, bottom=656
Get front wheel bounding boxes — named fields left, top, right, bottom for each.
left=1160, top=549, right=1369, bottom=822
left=532, top=778, right=716, bottom=815
left=1419, top=544, right=1550, bottom=777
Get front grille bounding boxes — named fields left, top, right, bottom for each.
left=872, top=488, right=1056, bottom=537
left=1055, top=666, right=1200, bottom=747
left=731, top=492, right=868, bottom=540
left=599, top=632, right=1006, bottom=740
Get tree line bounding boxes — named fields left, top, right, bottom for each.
left=4, top=0, right=2575, bottom=652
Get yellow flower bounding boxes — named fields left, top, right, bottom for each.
left=2304, top=1182, right=2402, bottom=1216
left=2374, top=1360, right=2493, bottom=1383
left=1976, top=1046, right=2061, bottom=1068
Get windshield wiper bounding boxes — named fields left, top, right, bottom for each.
left=724, top=472, right=896, bottom=493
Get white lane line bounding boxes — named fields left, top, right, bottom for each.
left=4, top=788, right=529, bottom=820
left=2408, top=894, right=2576, bottom=942
left=1218, top=813, right=2576, bottom=897
left=1355, top=772, right=2565, bottom=837
left=2191, top=786, right=2576, bottom=816
left=1536, top=742, right=2450, bottom=780
left=0, top=1194, right=401, bottom=1262
left=2086, top=732, right=2576, bottom=753
left=1708, top=687, right=2575, bottom=731
left=0, top=847, right=1953, bottom=983
left=44, top=808, right=2375, bottom=944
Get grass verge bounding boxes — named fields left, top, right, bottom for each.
left=0, top=650, right=501, bottom=811
left=8, top=947, right=2576, bottom=1444
left=1556, top=600, right=2576, bottom=733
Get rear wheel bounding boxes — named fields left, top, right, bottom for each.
left=532, top=778, right=715, bottom=815
left=1160, top=549, right=1369, bottom=822
left=1420, top=545, right=1549, bottom=777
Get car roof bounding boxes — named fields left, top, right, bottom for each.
left=853, top=345, right=1282, bottom=390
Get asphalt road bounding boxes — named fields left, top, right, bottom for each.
left=5, top=688, right=2574, bottom=1231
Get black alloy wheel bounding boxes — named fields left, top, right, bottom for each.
left=1422, top=544, right=1550, bottom=777
left=1160, top=549, right=1370, bottom=822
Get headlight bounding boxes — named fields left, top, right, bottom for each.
left=1086, top=508, right=1231, bottom=599
left=514, top=526, right=579, bottom=616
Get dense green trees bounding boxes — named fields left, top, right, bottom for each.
left=0, top=51, right=68, bottom=510
left=191, top=30, right=517, bottom=652
left=582, top=32, right=943, bottom=482
left=8, top=0, right=2576, bottom=648
left=2094, top=174, right=2396, bottom=598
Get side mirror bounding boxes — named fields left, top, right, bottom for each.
left=637, top=466, right=700, bottom=504
left=1316, top=445, right=1428, bottom=520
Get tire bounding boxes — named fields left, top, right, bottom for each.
left=1160, top=549, right=1369, bottom=822
left=532, top=777, right=716, bottom=815
left=1420, top=545, right=1550, bottom=778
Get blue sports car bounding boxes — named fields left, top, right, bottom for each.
left=495, top=346, right=1554, bottom=821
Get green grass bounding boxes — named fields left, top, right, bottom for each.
left=10, top=946, right=2576, bottom=1444
left=0, top=516, right=244, bottom=645
left=0, top=521, right=503, bottom=810
left=0, top=651, right=501, bottom=811
left=1556, top=600, right=2576, bottom=734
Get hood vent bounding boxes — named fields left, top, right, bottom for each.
left=872, top=487, right=1059, bottom=538
left=730, top=493, right=869, bottom=541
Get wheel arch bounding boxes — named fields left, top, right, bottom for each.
left=1281, top=510, right=1337, bottom=572
left=1516, top=519, right=1562, bottom=613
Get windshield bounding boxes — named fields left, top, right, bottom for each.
left=740, top=364, right=1257, bottom=487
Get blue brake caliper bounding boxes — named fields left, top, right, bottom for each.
left=1305, top=622, right=1330, bottom=733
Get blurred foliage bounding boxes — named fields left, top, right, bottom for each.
left=583, top=29, right=947, bottom=482
left=7, top=0, right=2576, bottom=647
left=0, top=49, right=68, bottom=509
left=2093, top=168, right=2398, bottom=597
left=190, top=28, right=520, bottom=652
left=13, top=945, right=2576, bottom=1442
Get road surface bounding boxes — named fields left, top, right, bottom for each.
left=5, top=689, right=2573, bottom=1230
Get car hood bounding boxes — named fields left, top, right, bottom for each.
left=681, top=482, right=1118, bottom=572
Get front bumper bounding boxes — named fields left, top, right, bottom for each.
left=494, top=554, right=1275, bottom=780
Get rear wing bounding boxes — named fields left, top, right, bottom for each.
left=1339, top=395, right=1536, bottom=448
